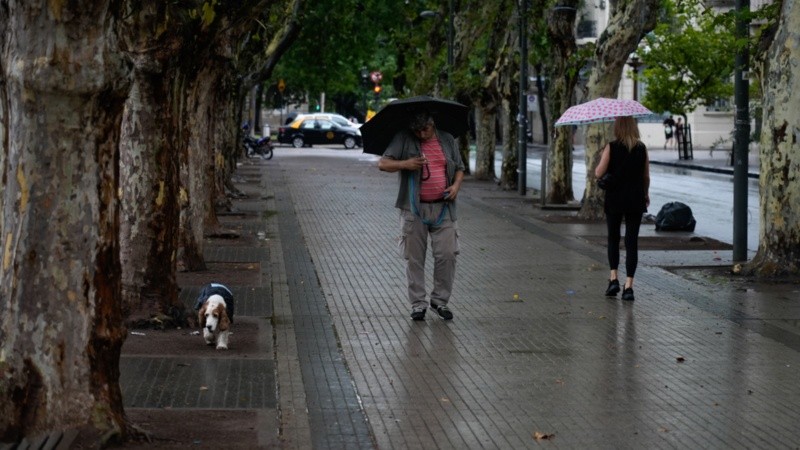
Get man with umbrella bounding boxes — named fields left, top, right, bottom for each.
left=377, top=110, right=465, bottom=321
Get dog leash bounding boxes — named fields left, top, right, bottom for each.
left=409, top=172, right=448, bottom=227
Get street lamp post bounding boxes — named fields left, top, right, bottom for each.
left=627, top=55, right=642, bottom=101
left=732, top=0, right=750, bottom=262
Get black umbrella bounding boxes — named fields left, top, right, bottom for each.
left=360, top=95, right=469, bottom=156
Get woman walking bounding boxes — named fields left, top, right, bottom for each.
left=595, top=117, right=650, bottom=301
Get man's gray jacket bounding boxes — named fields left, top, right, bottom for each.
left=382, top=129, right=465, bottom=221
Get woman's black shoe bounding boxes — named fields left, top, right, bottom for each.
left=605, top=279, right=621, bottom=296
left=621, top=287, right=635, bottom=301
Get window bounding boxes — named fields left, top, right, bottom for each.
left=576, top=19, right=597, bottom=39
left=706, top=98, right=732, bottom=112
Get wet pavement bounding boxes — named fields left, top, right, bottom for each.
left=507, top=144, right=761, bottom=253
left=120, top=146, right=800, bottom=449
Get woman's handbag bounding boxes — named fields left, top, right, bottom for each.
left=597, top=172, right=615, bottom=190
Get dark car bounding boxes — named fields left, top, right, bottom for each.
left=277, top=117, right=362, bottom=149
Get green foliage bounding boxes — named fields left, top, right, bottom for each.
left=638, top=0, right=742, bottom=115
left=450, top=1, right=515, bottom=98
left=271, top=0, right=403, bottom=110
left=526, top=0, right=556, bottom=67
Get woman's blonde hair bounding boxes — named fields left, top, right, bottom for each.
left=613, top=116, right=641, bottom=151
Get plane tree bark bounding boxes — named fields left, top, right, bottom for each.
left=748, top=0, right=800, bottom=276
left=577, top=0, right=661, bottom=220
left=118, top=2, right=189, bottom=326
left=497, top=3, right=521, bottom=191
left=545, top=0, right=581, bottom=204
left=0, top=1, right=132, bottom=442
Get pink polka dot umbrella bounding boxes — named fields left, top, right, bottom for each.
left=554, top=97, right=654, bottom=126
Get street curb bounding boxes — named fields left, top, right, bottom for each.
left=649, top=160, right=759, bottom=179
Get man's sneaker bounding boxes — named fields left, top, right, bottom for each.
left=431, top=304, right=454, bottom=320
left=411, top=307, right=426, bottom=321
left=621, top=287, right=635, bottom=301
left=605, top=279, right=621, bottom=296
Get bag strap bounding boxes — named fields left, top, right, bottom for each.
left=409, top=172, right=448, bottom=227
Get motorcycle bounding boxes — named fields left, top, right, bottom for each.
left=242, top=134, right=274, bottom=160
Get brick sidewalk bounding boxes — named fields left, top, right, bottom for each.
left=119, top=161, right=280, bottom=449
left=266, top=148, right=799, bottom=449
left=118, top=147, right=799, bottom=449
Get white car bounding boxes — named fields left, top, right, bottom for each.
left=299, top=113, right=361, bottom=131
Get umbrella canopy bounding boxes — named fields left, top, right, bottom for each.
left=360, top=95, right=469, bottom=155
left=554, top=98, right=654, bottom=127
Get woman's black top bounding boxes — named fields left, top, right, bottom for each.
left=604, top=140, right=647, bottom=214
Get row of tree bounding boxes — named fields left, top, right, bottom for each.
left=0, top=0, right=302, bottom=443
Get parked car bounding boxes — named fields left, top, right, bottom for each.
left=301, top=113, right=361, bottom=129
left=277, top=117, right=363, bottom=149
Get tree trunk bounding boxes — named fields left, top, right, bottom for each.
left=498, top=14, right=519, bottom=191
left=580, top=122, right=613, bottom=218
left=577, top=0, right=660, bottom=219
left=0, top=2, right=131, bottom=442
left=548, top=127, right=576, bottom=203
left=474, top=103, right=497, bottom=180
left=458, top=135, right=471, bottom=176
left=748, top=0, right=800, bottom=276
left=545, top=0, right=580, bottom=204
left=180, top=65, right=222, bottom=271
left=119, top=69, right=185, bottom=327
left=117, top=2, right=193, bottom=327
left=211, top=77, right=240, bottom=214
left=500, top=96, right=520, bottom=191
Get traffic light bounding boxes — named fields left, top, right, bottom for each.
left=373, top=85, right=382, bottom=95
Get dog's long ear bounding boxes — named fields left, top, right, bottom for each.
left=198, top=303, right=207, bottom=328
left=218, top=304, right=230, bottom=331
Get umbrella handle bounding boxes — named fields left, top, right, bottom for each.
left=421, top=164, right=431, bottom=181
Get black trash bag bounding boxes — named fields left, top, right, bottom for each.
left=655, top=202, right=697, bottom=231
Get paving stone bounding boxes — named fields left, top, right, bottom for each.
left=263, top=148, right=800, bottom=449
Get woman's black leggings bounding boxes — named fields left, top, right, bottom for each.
left=606, top=210, right=642, bottom=277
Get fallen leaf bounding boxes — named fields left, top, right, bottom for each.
left=533, top=431, right=555, bottom=441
